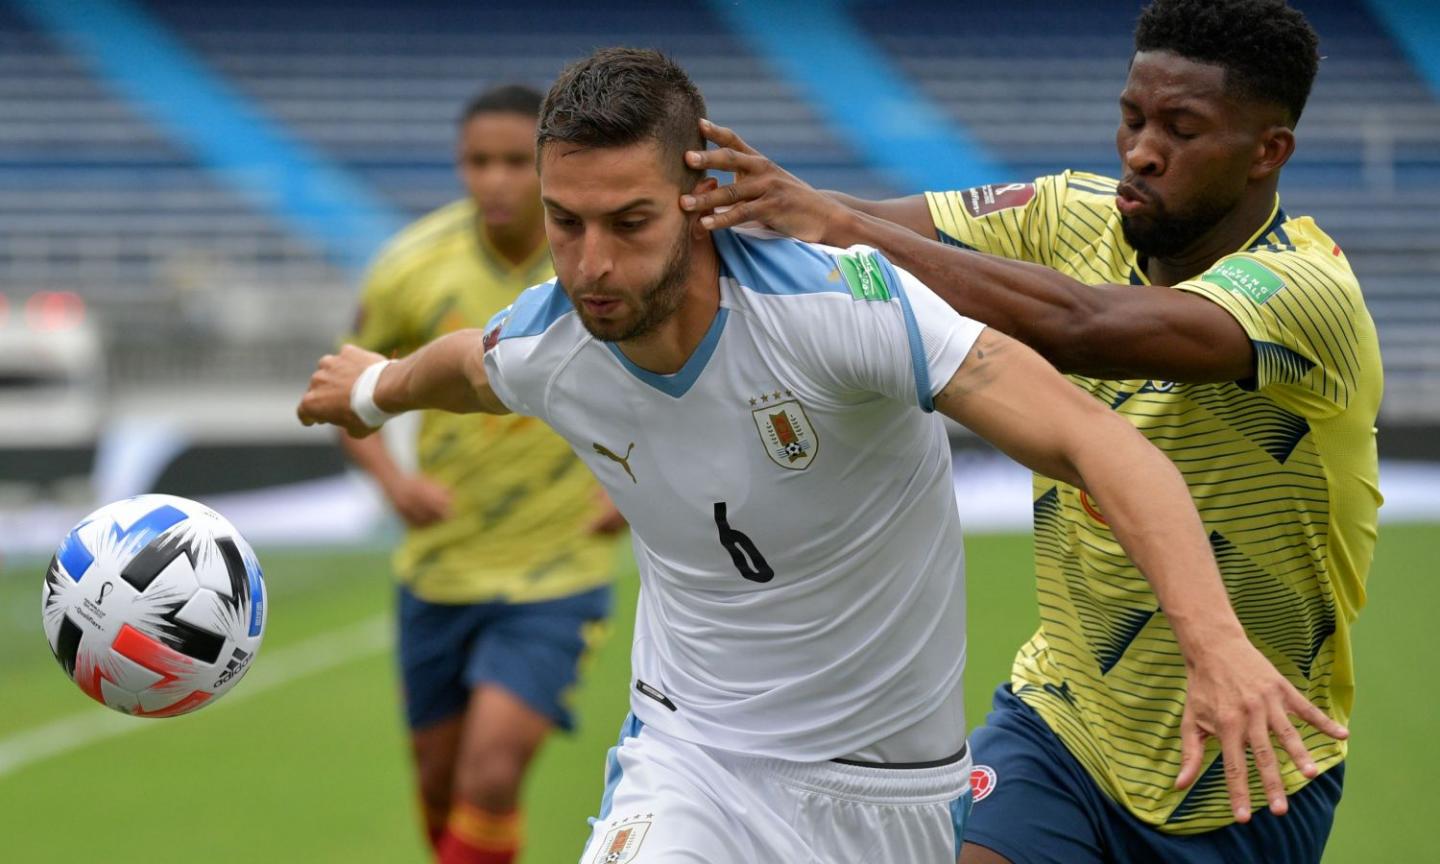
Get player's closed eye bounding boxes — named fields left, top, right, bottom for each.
left=615, top=219, right=647, bottom=232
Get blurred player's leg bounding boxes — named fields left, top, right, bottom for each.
left=412, top=717, right=464, bottom=848
left=437, top=586, right=608, bottom=863
left=437, top=685, right=551, bottom=863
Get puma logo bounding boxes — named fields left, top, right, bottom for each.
left=593, top=441, right=637, bottom=484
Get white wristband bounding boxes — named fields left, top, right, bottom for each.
left=350, top=359, right=397, bottom=429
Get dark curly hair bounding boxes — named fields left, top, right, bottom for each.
left=537, top=47, right=707, bottom=187
left=1135, top=0, right=1320, bottom=126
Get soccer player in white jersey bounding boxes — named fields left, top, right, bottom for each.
left=298, top=48, right=1342, bottom=863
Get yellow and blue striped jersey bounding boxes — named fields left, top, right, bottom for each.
left=928, top=172, right=1382, bottom=833
left=347, top=199, right=615, bottom=605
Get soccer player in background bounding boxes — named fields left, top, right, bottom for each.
left=339, top=84, right=624, bottom=864
left=681, top=1, right=1380, bottom=861
left=302, top=47, right=1346, bottom=862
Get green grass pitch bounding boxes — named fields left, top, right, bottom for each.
left=1, top=524, right=1434, bottom=862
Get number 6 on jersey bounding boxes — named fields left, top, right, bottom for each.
left=713, top=502, right=773, bottom=583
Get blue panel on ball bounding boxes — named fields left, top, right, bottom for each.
left=57, top=521, right=95, bottom=581
left=244, top=550, right=265, bottom=638
left=111, top=503, right=188, bottom=557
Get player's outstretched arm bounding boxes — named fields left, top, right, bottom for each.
left=296, top=332, right=509, bottom=437
left=935, top=329, right=1349, bottom=824
left=684, top=121, right=1253, bottom=385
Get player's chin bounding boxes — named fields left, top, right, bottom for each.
left=577, top=312, right=636, bottom=343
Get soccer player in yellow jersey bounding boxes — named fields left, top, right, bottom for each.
left=681, top=1, right=1378, bottom=862
left=341, top=85, right=622, bottom=864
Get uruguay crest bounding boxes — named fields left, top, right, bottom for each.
left=752, top=398, right=818, bottom=470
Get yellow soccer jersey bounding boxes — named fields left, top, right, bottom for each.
left=928, top=172, right=1382, bottom=833
left=348, top=199, right=615, bottom=605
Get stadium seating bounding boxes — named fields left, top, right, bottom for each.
left=1, top=0, right=1436, bottom=426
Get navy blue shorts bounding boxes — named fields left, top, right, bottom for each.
left=396, top=584, right=612, bottom=732
left=958, top=685, right=1344, bottom=864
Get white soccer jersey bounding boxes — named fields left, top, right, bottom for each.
left=483, top=228, right=985, bottom=762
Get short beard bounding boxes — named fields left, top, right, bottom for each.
left=576, top=228, right=692, bottom=343
left=1120, top=196, right=1231, bottom=259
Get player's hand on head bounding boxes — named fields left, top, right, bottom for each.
left=384, top=474, right=453, bottom=528
left=681, top=119, right=842, bottom=244
left=1175, top=635, right=1350, bottom=823
left=297, top=344, right=387, bottom=438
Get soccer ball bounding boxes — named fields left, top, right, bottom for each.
left=41, top=494, right=267, bottom=717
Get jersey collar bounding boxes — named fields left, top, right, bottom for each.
left=604, top=306, right=729, bottom=399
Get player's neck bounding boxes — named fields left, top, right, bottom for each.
left=615, top=236, right=721, bottom=375
left=478, top=214, right=546, bottom=269
left=1143, top=184, right=1280, bottom=286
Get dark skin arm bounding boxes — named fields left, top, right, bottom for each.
left=825, top=191, right=937, bottom=239
left=682, top=121, right=1254, bottom=384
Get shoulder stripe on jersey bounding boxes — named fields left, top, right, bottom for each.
left=872, top=253, right=936, bottom=413
left=604, top=307, right=729, bottom=399
left=713, top=228, right=851, bottom=297
left=493, top=279, right=573, bottom=341
left=1066, top=178, right=1118, bottom=196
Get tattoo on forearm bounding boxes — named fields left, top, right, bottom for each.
left=938, top=331, right=1008, bottom=402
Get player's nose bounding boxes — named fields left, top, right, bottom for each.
left=1123, top=129, right=1164, bottom=176
left=576, top=229, right=614, bottom=281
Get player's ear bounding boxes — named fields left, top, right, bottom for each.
left=688, top=176, right=718, bottom=197
left=1249, top=125, right=1295, bottom=181
left=685, top=177, right=719, bottom=236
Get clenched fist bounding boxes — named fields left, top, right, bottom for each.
left=297, top=344, right=388, bottom=438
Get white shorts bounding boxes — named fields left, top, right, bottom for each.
left=580, top=714, right=972, bottom=864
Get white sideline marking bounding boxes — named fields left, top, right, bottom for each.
left=0, top=615, right=391, bottom=779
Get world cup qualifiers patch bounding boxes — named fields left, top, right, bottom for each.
left=1200, top=257, right=1285, bottom=305
left=961, top=182, right=1036, bottom=218
left=588, top=814, right=651, bottom=864
left=836, top=252, right=891, bottom=302
left=482, top=317, right=507, bottom=353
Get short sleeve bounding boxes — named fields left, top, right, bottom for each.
left=1175, top=252, right=1364, bottom=418
left=480, top=305, right=536, bottom=418
left=924, top=174, right=1064, bottom=267
left=820, top=246, right=986, bottom=411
